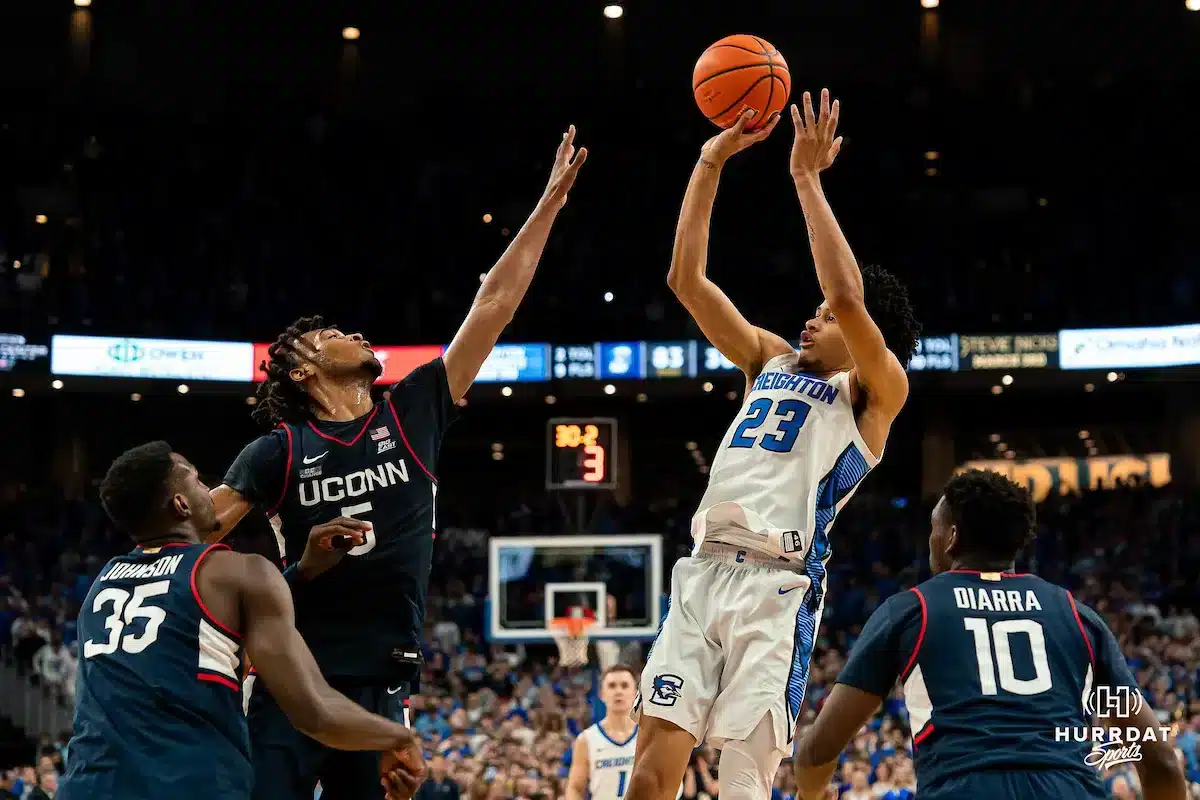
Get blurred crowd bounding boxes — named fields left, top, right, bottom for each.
left=2, top=74, right=1197, bottom=350
left=2, top=472, right=1197, bottom=799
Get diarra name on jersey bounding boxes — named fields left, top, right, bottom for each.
left=298, top=458, right=412, bottom=507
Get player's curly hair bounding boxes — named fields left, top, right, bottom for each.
left=99, top=440, right=176, bottom=537
left=942, top=468, right=1036, bottom=564
left=861, top=265, right=921, bottom=367
left=251, top=315, right=328, bottom=429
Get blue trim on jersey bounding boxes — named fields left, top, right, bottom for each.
left=596, top=722, right=638, bottom=748
left=784, top=443, right=873, bottom=724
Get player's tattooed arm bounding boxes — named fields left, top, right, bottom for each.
left=669, top=110, right=791, bottom=379
left=442, top=125, right=587, bottom=402
left=790, top=90, right=908, bottom=420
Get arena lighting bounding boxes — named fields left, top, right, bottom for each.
left=35, top=215, right=47, bottom=224
left=245, top=396, right=257, bottom=405
left=51, top=379, right=63, bottom=390
left=1078, top=429, right=1089, bottom=439
left=177, top=384, right=189, bottom=394
left=12, top=260, right=20, bottom=269
left=491, top=442, right=503, bottom=452
left=1001, top=374, right=1014, bottom=386
left=11, top=389, right=24, bottom=398
left=482, top=213, right=492, bottom=223
left=685, top=441, right=697, bottom=451
left=492, top=451, right=504, bottom=461
left=635, top=392, right=647, bottom=402
left=726, top=390, right=737, bottom=400
left=603, top=4, right=624, bottom=19
left=131, top=393, right=142, bottom=402
left=702, top=382, right=713, bottom=393
left=924, top=151, right=939, bottom=161
left=544, top=394, right=557, bottom=404
left=603, top=384, right=616, bottom=395
left=603, top=291, right=614, bottom=302
left=1188, top=0, right=1200, bottom=11
left=342, top=27, right=360, bottom=41
left=74, top=0, right=91, bottom=6
left=989, top=433, right=1002, bottom=442
left=991, top=385, right=1002, bottom=395
left=1084, top=383, right=1095, bottom=392
left=921, top=0, right=939, bottom=7
left=1106, top=371, right=1119, bottom=382
left=501, top=386, right=513, bottom=397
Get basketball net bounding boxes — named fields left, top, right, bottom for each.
left=550, top=614, right=593, bottom=668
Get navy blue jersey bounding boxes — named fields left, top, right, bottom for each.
left=61, top=543, right=251, bottom=800
left=223, top=358, right=456, bottom=679
left=837, top=571, right=1137, bottom=798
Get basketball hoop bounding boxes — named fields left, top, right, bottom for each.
left=550, top=616, right=593, bottom=668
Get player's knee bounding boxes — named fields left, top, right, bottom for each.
left=625, top=761, right=669, bottom=800
left=715, top=715, right=784, bottom=800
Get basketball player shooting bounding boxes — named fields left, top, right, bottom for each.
left=626, top=90, right=921, bottom=800
left=204, top=126, right=586, bottom=800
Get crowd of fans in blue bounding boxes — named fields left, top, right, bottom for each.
left=1, top=475, right=1197, bottom=799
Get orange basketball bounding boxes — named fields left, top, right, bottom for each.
left=693, top=35, right=791, bottom=131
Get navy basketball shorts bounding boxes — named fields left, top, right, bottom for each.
left=247, top=677, right=411, bottom=800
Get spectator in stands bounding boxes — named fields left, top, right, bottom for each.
left=31, top=635, right=74, bottom=704
left=416, top=755, right=461, bottom=800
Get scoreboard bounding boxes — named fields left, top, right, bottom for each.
left=545, top=418, right=618, bottom=490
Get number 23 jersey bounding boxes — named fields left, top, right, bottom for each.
left=222, top=357, right=457, bottom=680
left=693, top=352, right=878, bottom=565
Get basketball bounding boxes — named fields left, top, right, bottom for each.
left=692, top=35, right=791, bottom=131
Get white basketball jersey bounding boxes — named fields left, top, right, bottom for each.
left=692, top=353, right=879, bottom=565
left=582, top=723, right=637, bottom=799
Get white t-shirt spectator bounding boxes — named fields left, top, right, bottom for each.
left=33, top=642, right=74, bottom=689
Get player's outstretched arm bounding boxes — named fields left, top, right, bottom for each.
left=792, top=684, right=882, bottom=798
left=563, top=734, right=590, bottom=800
left=233, top=553, right=422, bottom=757
left=441, top=126, right=587, bottom=402
left=668, top=110, right=792, bottom=379
left=790, top=90, right=908, bottom=416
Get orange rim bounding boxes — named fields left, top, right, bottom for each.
left=550, top=617, right=594, bottom=638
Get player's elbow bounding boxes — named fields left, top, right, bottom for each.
left=473, top=291, right=518, bottom=323
left=823, top=286, right=865, bottom=316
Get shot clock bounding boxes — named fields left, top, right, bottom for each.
left=545, top=418, right=618, bottom=490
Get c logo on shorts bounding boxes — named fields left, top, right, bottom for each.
left=649, top=673, right=685, bottom=707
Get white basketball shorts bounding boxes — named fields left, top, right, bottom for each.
left=634, top=542, right=824, bottom=754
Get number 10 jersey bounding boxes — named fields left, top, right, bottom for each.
left=693, top=353, right=878, bottom=572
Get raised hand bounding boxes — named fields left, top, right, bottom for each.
left=540, top=125, right=588, bottom=210
left=700, top=108, right=780, bottom=168
left=790, top=89, right=843, bottom=180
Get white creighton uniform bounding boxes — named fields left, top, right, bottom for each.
left=580, top=723, right=636, bottom=799
left=636, top=353, right=878, bottom=754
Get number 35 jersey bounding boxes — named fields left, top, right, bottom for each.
left=222, top=358, right=457, bottom=681
left=693, top=352, right=878, bottom=568
left=62, top=543, right=251, bottom=800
